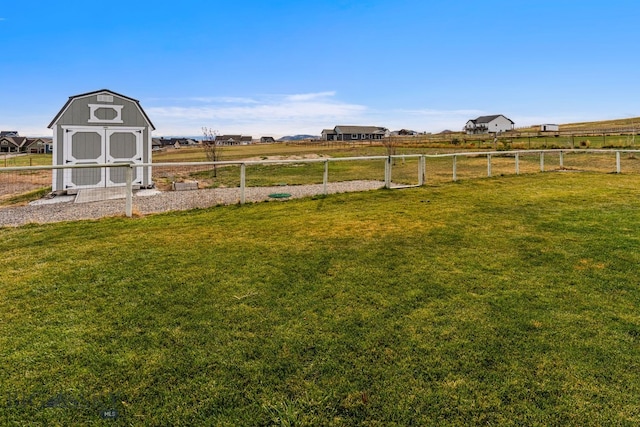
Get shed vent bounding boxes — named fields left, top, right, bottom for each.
left=97, top=95, right=114, bottom=103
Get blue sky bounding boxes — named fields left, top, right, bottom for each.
left=1, top=0, right=639, bottom=137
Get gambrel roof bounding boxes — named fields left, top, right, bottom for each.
left=48, top=89, right=155, bottom=130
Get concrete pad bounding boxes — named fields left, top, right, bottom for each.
left=75, top=187, right=127, bottom=204
left=136, top=189, right=161, bottom=197
left=29, top=195, right=76, bottom=205
left=172, top=181, right=199, bottom=191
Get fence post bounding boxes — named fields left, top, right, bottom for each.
left=616, top=151, right=621, bottom=174
left=487, top=154, right=492, bottom=177
left=540, top=152, right=545, bottom=172
left=385, top=156, right=392, bottom=188
left=125, top=165, right=133, bottom=218
left=515, top=153, right=520, bottom=175
left=423, top=155, right=427, bottom=185
left=418, top=155, right=426, bottom=186
left=559, top=151, right=564, bottom=168
left=323, top=160, right=329, bottom=194
left=453, top=155, right=457, bottom=182
left=240, top=163, right=246, bottom=204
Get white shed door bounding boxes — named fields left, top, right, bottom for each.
left=63, top=127, right=144, bottom=190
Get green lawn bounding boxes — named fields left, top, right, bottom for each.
left=0, top=153, right=52, bottom=167
left=1, top=173, right=640, bottom=425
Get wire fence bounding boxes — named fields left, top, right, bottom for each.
left=1, top=149, right=639, bottom=221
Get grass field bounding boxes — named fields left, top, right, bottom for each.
left=1, top=172, right=640, bottom=425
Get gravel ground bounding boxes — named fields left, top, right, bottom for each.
left=0, top=180, right=385, bottom=228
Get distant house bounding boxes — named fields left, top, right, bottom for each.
left=0, top=136, right=25, bottom=153
left=215, top=135, right=252, bottom=145
left=540, top=124, right=559, bottom=132
left=321, top=129, right=337, bottom=140
left=393, top=129, right=417, bottom=136
left=0, top=135, right=53, bottom=154
left=321, top=125, right=389, bottom=141
left=464, top=115, right=514, bottom=134
left=215, top=135, right=241, bottom=145
left=260, top=136, right=276, bottom=143
left=23, top=137, right=53, bottom=154
left=155, top=137, right=197, bottom=148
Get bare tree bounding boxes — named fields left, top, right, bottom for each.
left=382, top=135, right=397, bottom=159
left=202, top=127, right=222, bottom=177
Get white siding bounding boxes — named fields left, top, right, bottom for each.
left=487, top=116, right=513, bottom=133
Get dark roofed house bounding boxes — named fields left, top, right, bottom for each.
left=321, top=129, right=337, bottom=141
left=464, top=115, right=514, bottom=134
left=322, top=125, right=388, bottom=141
left=0, top=134, right=53, bottom=153
left=215, top=135, right=242, bottom=145
left=215, top=135, right=252, bottom=145
left=260, top=136, right=276, bottom=143
left=23, top=137, right=53, bottom=154
left=0, top=136, right=25, bottom=153
left=155, top=137, right=197, bottom=148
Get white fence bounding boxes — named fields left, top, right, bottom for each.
left=1, top=149, right=639, bottom=219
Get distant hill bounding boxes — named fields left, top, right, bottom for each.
left=517, top=117, right=640, bottom=133
left=278, top=135, right=318, bottom=141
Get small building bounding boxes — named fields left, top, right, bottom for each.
left=215, top=135, right=252, bottom=145
left=48, top=89, right=155, bottom=193
left=260, top=136, right=276, bottom=143
left=321, top=129, right=337, bottom=140
left=464, top=115, right=514, bottom=135
left=540, top=124, right=559, bottom=132
left=322, top=125, right=389, bottom=141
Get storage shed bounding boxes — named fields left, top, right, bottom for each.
left=540, top=124, right=559, bottom=132
left=48, top=89, right=155, bottom=194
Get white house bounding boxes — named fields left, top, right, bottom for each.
left=464, top=115, right=514, bottom=135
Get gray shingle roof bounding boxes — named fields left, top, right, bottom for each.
left=334, top=125, right=387, bottom=134
left=471, top=115, right=514, bottom=124
left=215, top=135, right=242, bottom=141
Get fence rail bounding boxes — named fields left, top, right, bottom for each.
left=1, top=149, right=639, bottom=220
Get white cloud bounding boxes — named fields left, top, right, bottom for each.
left=146, top=92, right=368, bottom=137
left=146, top=93, right=598, bottom=137
left=145, top=94, right=506, bottom=136
left=284, top=91, right=336, bottom=102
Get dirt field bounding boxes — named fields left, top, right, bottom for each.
left=0, top=170, right=51, bottom=202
